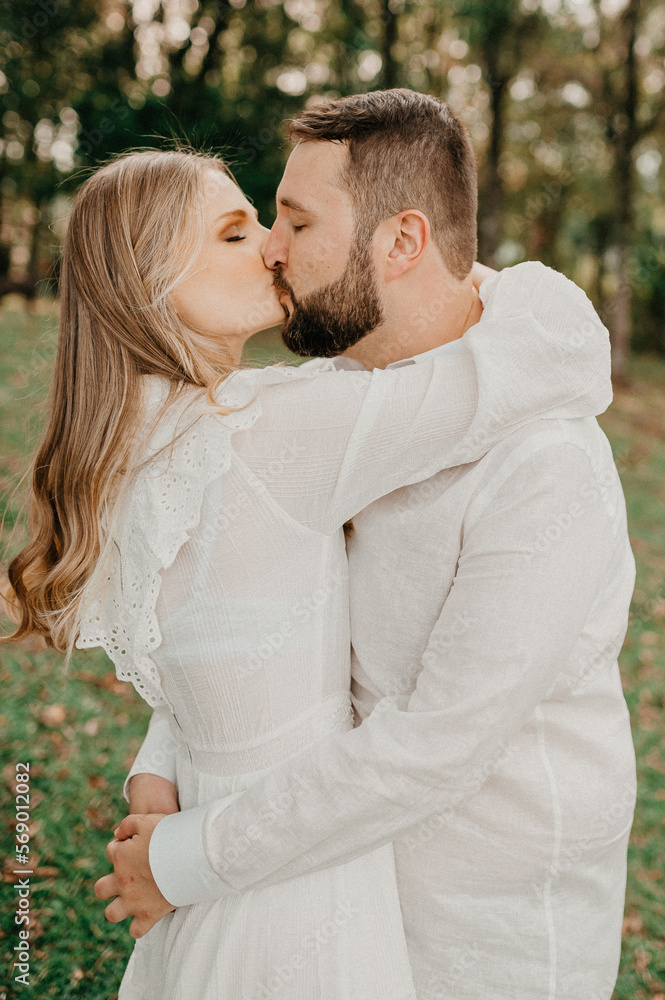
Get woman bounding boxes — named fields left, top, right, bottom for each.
left=3, top=149, right=606, bottom=999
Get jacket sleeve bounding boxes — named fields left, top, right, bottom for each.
left=122, top=706, right=179, bottom=804
left=231, top=262, right=613, bottom=534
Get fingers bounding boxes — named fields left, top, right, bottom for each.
left=94, top=872, right=118, bottom=901
left=129, top=905, right=175, bottom=940
left=115, top=814, right=141, bottom=840
left=129, top=915, right=153, bottom=939
left=95, top=870, right=139, bottom=925
left=104, top=894, right=134, bottom=925
left=128, top=796, right=179, bottom=818
left=105, top=837, right=121, bottom=863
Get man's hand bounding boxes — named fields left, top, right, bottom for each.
left=95, top=813, right=176, bottom=939
left=470, top=261, right=499, bottom=290
left=128, top=773, right=179, bottom=816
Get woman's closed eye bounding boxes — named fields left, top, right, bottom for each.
left=221, top=224, right=246, bottom=243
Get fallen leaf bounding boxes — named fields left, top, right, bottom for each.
left=636, top=868, right=662, bottom=883
left=39, top=704, right=66, bottom=727
left=622, top=910, right=643, bottom=935
left=86, top=807, right=111, bottom=830
left=635, top=948, right=650, bottom=974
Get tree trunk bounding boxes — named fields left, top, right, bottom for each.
left=525, top=202, right=565, bottom=270
left=479, top=46, right=506, bottom=268
left=610, top=0, right=640, bottom=387
left=27, top=202, right=42, bottom=286
left=382, top=0, right=398, bottom=90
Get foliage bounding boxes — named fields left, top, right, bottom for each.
left=0, top=0, right=664, bottom=350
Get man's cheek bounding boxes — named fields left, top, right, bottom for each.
left=299, top=240, right=333, bottom=286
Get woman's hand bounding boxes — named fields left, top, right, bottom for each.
left=127, top=773, right=179, bottom=817
left=94, top=775, right=179, bottom=937
left=96, top=813, right=176, bottom=939
left=470, top=261, right=499, bottom=290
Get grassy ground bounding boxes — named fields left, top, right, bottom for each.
left=0, top=305, right=664, bottom=998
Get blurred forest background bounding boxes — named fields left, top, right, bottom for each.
left=1, top=0, right=665, bottom=381
left=2, top=1, right=665, bottom=997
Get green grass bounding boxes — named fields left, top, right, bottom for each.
left=0, top=307, right=664, bottom=997
left=598, top=357, right=665, bottom=998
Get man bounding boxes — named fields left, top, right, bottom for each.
left=101, top=90, right=636, bottom=998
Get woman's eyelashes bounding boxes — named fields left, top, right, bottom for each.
left=220, top=224, right=246, bottom=243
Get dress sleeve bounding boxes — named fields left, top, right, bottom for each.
left=121, top=706, right=179, bottom=804
left=233, top=262, right=612, bottom=534
left=146, top=429, right=634, bottom=907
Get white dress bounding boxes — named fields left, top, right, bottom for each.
left=76, top=281, right=612, bottom=1000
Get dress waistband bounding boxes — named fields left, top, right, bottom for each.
left=166, top=690, right=355, bottom=776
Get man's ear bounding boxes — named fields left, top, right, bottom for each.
left=383, top=210, right=430, bottom=282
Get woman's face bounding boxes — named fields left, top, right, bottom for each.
left=171, top=168, right=283, bottom=359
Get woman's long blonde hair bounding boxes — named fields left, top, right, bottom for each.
left=2, top=148, right=245, bottom=653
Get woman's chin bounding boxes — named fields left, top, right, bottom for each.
left=263, top=307, right=290, bottom=333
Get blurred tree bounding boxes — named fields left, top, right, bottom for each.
left=610, top=0, right=640, bottom=386
left=0, top=0, right=98, bottom=294
left=575, top=0, right=665, bottom=380
left=381, top=0, right=399, bottom=89
left=454, top=0, right=546, bottom=267
left=0, top=0, right=664, bottom=362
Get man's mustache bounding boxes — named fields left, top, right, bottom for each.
left=272, top=269, right=297, bottom=302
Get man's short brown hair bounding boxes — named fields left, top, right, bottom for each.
left=287, top=88, right=478, bottom=280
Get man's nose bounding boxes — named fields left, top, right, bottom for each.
left=264, top=222, right=287, bottom=271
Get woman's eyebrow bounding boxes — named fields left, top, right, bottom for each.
left=214, top=207, right=259, bottom=224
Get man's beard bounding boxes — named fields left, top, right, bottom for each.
left=273, top=235, right=384, bottom=358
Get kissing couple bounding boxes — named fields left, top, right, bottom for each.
left=4, top=88, right=636, bottom=999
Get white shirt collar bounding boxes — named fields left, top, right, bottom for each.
left=331, top=335, right=465, bottom=372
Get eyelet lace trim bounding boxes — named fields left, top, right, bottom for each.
left=76, top=362, right=336, bottom=707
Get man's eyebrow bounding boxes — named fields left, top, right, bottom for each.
left=214, top=207, right=259, bottom=224
left=277, top=195, right=311, bottom=214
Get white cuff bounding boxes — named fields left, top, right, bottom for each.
left=149, top=803, right=238, bottom=906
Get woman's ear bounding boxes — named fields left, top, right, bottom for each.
left=384, top=210, right=430, bottom=282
